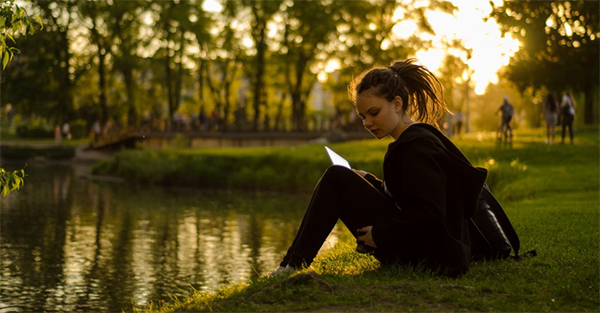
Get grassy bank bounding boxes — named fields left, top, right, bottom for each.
left=127, top=126, right=599, bottom=312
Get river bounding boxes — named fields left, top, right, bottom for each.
left=0, top=162, right=341, bottom=312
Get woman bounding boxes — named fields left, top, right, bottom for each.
left=543, top=94, right=558, bottom=144
left=560, top=91, right=576, bottom=144
left=273, top=59, right=487, bottom=277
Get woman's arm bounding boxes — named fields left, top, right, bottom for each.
left=370, top=138, right=448, bottom=250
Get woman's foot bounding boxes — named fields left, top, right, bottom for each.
left=269, top=265, right=297, bottom=277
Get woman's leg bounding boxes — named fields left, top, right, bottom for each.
left=280, top=165, right=399, bottom=268
left=568, top=121, right=574, bottom=143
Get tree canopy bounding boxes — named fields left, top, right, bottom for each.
left=2, top=0, right=458, bottom=133
left=0, top=0, right=42, bottom=69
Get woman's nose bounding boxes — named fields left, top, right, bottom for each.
left=363, top=118, right=373, bottom=127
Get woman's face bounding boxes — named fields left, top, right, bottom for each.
left=355, top=92, right=403, bottom=139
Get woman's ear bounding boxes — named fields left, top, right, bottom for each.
left=393, top=96, right=403, bottom=113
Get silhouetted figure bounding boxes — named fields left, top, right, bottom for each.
left=543, top=94, right=558, bottom=144
left=560, top=92, right=576, bottom=144
left=497, top=96, right=513, bottom=142
left=62, top=122, right=71, bottom=140
left=453, top=110, right=464, bottom=136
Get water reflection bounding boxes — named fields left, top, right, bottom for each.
left=0, top=163, right=340, bottom=312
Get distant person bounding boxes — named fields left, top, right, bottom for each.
left=560, top=91, right=576, bottom=144
left=453, top=110, right=464, bottom=136
left=54, top=125, right=62, bottom=143
left=4, top=104, right=13, bottom=125
left=92, top=120, right=101, bottom=142
left=271, top=59, right=487, bottom=278
left=62, top=122, right=71, bottom=140
left=543, top=94, right=558, bottom=144
left=497, top=96, right=513, bottom=142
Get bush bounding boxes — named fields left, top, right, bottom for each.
left=69, top=119, right=88, bottom=139
left=15, top=124, right=54, bottom=138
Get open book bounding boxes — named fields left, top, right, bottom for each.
left=325, top=146, right=351, bottom=169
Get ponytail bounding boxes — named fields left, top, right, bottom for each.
left=349, top=59, right=447, bottom=127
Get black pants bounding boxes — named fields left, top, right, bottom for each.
left=561, top=115, right=574, bottom=143
left=280, top=165, right=401, bottom=268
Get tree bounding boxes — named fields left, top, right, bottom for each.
left=78, top=1, right=113, bottom=125
left=278, top=0, right=340, bottom=131
left=34, top=0, right=83, bottom=124
left=490, top=0, right=599, bottom=124
left=151, top=0, right=196, bottom=130
left=0, top=0, right=42, bottom=69
left=224, top=1, right=282, bottom=131
left=107, top=0, right=147, bottom=127
left=0, top=0, right=40, bottom=195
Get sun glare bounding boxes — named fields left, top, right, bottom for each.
left=202, top=0, right=222, bottom=13
left=407, top=0, right=520, bottom=95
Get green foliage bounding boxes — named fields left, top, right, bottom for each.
left=0, top=167, right=25, bottom=196
left=0, top=0, right=42, bottom=69
left=15, top=124, right=53, bottom=138
left=69, top=119, right=88, bottom=139
left=3, top=0, right=462, bottom=132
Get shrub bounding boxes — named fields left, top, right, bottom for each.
left=15, top=124, right=54, bottom=138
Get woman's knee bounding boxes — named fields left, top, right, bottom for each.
left=319, top=165, right=357, bottom=186
left=323, top=165, right=355, bottom=180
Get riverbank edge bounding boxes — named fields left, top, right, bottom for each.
left=0, top=142, right=115, bottom=164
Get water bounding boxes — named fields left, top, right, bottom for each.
left=0, top=163, right=340, bottom=312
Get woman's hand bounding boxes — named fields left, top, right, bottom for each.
left=354, top=169, right=368, bottom=177
left=357, top=226, right=377, bottom=248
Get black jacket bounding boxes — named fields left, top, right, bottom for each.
left=370, top=124, right=487, bottom=275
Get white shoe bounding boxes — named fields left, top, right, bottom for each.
left=269, top=265, right=296, bottom=277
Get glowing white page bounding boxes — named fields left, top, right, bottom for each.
left=325, top=146, right=351, bottom=169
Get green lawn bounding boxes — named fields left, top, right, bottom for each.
left=129, top=126, right=599, bottom=312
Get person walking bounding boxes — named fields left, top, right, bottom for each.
left=62, top=122, right=71, bottom=140
left=271, top=59, right=487, bottom=277
left=560, top=91, right=576, bottom=144
left=543, top=94, right=558, bottom=144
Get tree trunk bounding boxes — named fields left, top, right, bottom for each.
left=583, top=80, right=595, bottom=125
left=224, top=79, right=232, bottom=131
left=174, top=30, right=185, bottom=117
left=252, top=20, right=266, bottom=131
left=123, top=67, right=136, bottom=127
left=165, top=32, right=174, bottom=131
left=292, top=55, right=307, bottom=131
left=273, top=93, right=286, bottom=131
left=197, top=58, right=206, bottom=113
left=59, top=30, right=72, bottom=124
left=98, top=50, right=108, bottom=124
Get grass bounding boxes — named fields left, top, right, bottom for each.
left=126, top=126, right=599, bottom=312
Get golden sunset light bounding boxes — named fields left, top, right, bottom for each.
left=415, top=0, right=521, bottom=95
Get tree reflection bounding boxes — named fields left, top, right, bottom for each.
left=0, top=164, right=338, bottom=312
